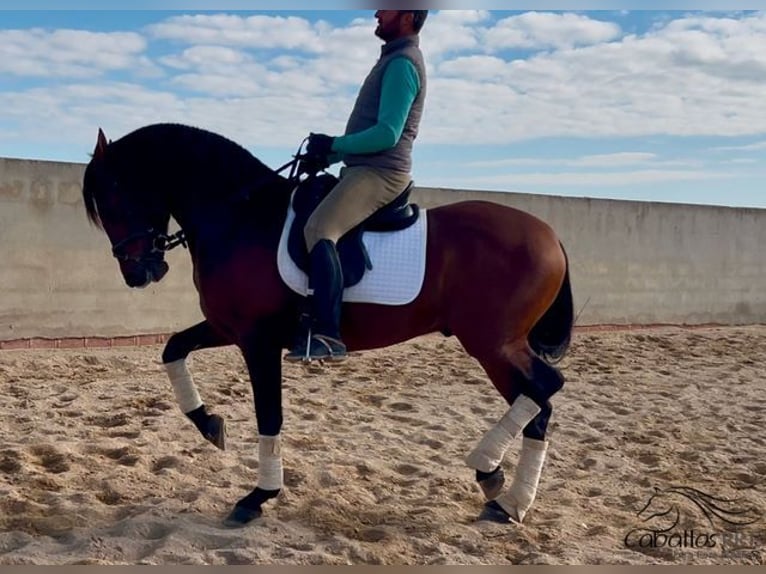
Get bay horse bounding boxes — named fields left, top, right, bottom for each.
left=82, top=123, right=574, bottom=528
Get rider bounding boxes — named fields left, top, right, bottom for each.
left=286, top=10, right=429, bottom=362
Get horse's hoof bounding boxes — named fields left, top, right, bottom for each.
left=222, top=504, right=262, bottom=528
left=478, top=467, right=505, bottom=500
left=205, top=414, right=226, bottom=451
left=477, top=500, right=518, bottom=524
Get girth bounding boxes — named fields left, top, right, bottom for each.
left=287, top=173, right=420, bottom=288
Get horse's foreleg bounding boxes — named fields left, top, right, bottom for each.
left=162, top=321, right=230, bottom=450
left=223, top=331, right=283, bottom=528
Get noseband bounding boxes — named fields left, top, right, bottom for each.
left=111, top=228, right=187, bottom=263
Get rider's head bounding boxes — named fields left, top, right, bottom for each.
left=374, top=10, right=428, bottom=41
left=408, top=10, right=429, bottom=33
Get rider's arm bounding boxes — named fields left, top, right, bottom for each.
left=331, top=57, right=421, bottom=157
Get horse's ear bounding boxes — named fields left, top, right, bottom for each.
left=94, top=128, right=108, bottom=160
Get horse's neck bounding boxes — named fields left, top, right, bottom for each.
left=121, top=131, right=292, bottom=250
left=165, top=174, right=290, bottom=254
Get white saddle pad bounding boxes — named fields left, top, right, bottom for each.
left=277, top=204, right=428, bottom=306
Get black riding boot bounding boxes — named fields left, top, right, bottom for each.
left=286, top=239, right=347, bottom=362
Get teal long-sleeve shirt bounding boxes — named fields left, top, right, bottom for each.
left=330, top=57, right=421, bottom=158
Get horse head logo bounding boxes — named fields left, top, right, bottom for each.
left=637, top=485, right=761, bottom=533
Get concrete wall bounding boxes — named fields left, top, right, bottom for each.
left=0, top=158, right=203, bottom=341
left=1, top=157, right=764, bottom=341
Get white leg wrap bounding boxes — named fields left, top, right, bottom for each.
left=465, top=394, right=541, bottom=473
left=164, top=359, right=203, bottom=414
left=495, top=437, right=548, bottom=523
left=258, top=435, right=283, bottom=491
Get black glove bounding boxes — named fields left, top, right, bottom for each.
left=304, top=132, right=334, bottom=165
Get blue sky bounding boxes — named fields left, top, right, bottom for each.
left=1, top=9, right=765, bottom=208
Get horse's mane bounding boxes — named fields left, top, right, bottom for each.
left=83, top=123, right=292, bottom=227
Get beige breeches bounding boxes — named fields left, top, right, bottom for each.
left=303, top=165, right=411, bottom=251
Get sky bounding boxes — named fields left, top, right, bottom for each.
left=1, top=8, right=766, bottom=208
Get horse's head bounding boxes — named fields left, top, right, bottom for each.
left=83, top=128, right=171, bottom=288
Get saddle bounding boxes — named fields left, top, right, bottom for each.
left=287, top=173, right=420, bottom=288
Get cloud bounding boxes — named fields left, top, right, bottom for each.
left=160, top=45, right=253, bottom=70
left=437, top=55, right=508, bottom=81
left=434, top=10, right=491, bottom=25
left=460, top=153, right=714, bottom=172
left=484, top=12, right=623, bottom=50
left=2, top=10, right=766, bottom=169
left=147, top=14, right=322, bottom=51
left=649, top=14, right=766, bottom=82
left=712, top=140, right=766, bottom=152
left=149, top=13, right=377, bottom=91
left=460, top=168, right=734, bottom=188
left=465, top=152, right=662, bottom=168
left=419, top=10, right=488, bottom=60
left=0, top=79, right=349, bottom=155
left=148, top=13, right=377, bottom=64
left=572, top=152, right=659, bottom=167
left=0, top=28, right=155, bottom=78
left=420, top=12, right=766, bottom=144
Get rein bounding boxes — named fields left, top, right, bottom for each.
left=274, top=156, right=301, bottom=181
left=275, top=137, right=313, bottom=183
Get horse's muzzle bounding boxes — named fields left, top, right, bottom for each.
left=122, top=259, right=169, bottom=288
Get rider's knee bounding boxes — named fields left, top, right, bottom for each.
left=304, top=219, right=329, bottom=252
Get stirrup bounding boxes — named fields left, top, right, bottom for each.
left=311, top=335, right=347, bottom=362
left=285, top=333, right=347, bottom=363
left=285, top=324, right=313, bottom=363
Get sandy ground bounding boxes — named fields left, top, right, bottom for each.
left=0, top=325, right=763, bottom=565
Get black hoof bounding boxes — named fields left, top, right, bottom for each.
left=478, top=467, right=505, bottom=500
left=204, top=414, right=226, bottom=451
left=222, top=504, right=262, bottom=528
left=222, top=487, right=280, bottom=528
left=478, top=500, right=516, bottom=524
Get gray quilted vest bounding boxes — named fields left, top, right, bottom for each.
left=343, top=35, right=426, bottom=174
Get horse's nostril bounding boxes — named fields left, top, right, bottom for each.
left=151, top=261, right=170, bottom=282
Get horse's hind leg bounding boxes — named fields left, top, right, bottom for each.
left=494, top=354, right=562, bottom=524
left=480, top=401, right=553, bottom=523
left=464, top=343, right=564, bottom=523
left=464, top=385, right=539, bottom=497
left=162, top=320, right=231, bottom=450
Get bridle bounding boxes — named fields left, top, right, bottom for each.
left=111, top=228, right=187, bottom=264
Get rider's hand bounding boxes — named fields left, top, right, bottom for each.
left=298, top=133, right=334, bottom=176
left=305, top=133, right=334, bottom=164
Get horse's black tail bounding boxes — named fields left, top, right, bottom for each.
left=528, top=243, right=574, bottom=364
